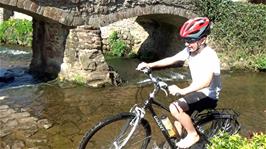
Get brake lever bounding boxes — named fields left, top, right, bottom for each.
left=158, top=81, right=168, bottom=96
left=161, top=88, right=168, bottom=96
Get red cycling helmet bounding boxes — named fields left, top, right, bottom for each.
left=179, top=17, right=210, bottom=43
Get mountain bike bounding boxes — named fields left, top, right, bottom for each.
left=79, top=67, right=240, bottom=149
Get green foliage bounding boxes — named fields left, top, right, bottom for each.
left=108, top=31, right=127, bottom=57
left=195, top=0, right=266, bottom=70
left=0, top=19, right=32, bottom=46
left=195, top=0, right=233, bottom=22
left=207, top=133, right=266, bottom=149
left=255, top=54, right=266, bottom=71
left=73, top=74, right=87, bottom=86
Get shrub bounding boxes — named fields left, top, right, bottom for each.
left=255, top=54, right=266, bottom=71
left=108, top=31, right=127, bottom=57
left=207, top=132, right=266, bottom=149
left=195, top=0, right=266, bottom=70
left=0, top=19, right=32, bottom=46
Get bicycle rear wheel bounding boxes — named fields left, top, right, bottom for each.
left=79, top=112, right=151, bottom=149
left=195, top=111, right=240, bottom=139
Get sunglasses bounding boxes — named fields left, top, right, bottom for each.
left=182, top=38, right=199, bottom=44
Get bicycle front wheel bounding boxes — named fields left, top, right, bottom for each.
left=79, top=112, right=151, bottom=149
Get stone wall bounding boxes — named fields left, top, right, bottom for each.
left=0, top=8, right=13, bottom=23
left=60, top=26, right=121, bottom=87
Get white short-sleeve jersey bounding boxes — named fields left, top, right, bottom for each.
left=176, top=46, right=221, bottom=99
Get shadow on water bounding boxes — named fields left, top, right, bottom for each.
left=0, top=46, right=266, bottom=148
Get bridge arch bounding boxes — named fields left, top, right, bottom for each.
left=0, top=2, right=65, bottom=25
left=90, top=5, right=196, bottom=27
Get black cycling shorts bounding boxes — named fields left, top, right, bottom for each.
left=182, top=92, right=217, bottom=115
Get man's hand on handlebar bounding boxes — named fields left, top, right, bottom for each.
left=136, top=64, right=182, bottom=97
left=136, top=62, right=150, bottom=71
left=168, top=85, right=182, bottom=96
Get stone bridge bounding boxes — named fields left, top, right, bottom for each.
left=0, top=0, right=197, bottom=87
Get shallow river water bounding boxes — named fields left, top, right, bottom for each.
left=0, top=46, right=265, bottom=148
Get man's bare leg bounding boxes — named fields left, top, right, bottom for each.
left=174, top=121, right=182, bottom=137
left=175, top=112, right=200, bottom=148
left=170, top=99, right=200, bottom=148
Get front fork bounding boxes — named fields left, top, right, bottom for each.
left=113, top=105, right=146, bottom=148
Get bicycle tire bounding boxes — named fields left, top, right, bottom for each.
left=79, top=112, right=151, bottom=149
left=195, top=112, right=240, bottom=139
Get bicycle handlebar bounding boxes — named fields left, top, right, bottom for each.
left=136, top=67, right=177, bottom=96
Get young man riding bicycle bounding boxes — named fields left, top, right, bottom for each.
left=137, top=17, right=221, bottom=148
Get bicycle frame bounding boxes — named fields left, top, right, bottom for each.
left=139, top=83, right=177, bottom=149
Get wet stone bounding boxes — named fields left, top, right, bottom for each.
left=26, top=138, right=48, bottom=144
left=10, top=112, right=31, bottom=119
left=16, top=127, right=38, bottom=138
left=17, top=122, right=38, bottom=130
left=0, top=141, right=11, bottom=149
left=0, top=104, right=51, bottom=148
left=50, top=134, right=72, bottom=149
left=61, top=122, right=80, bottom=136
left=46, top=125, right=61, bottom=135
left=0, top=108, right=16, bottom=119
left=37, top=119, right=53, bottom=129
left=27, top=146, right=51, bottom=149
left=17, top=117, right=38, bottom=123
left=12, top=140, right=25, bottom=149
left=5, top=119, right=18, bottom=129
left=60, top=113, right=81, bottom=123
left=0, top=128, right=11, bottom=137
left=0, top=105, right=9, bottom=109
left=0, top=117, right=15, bottom=124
